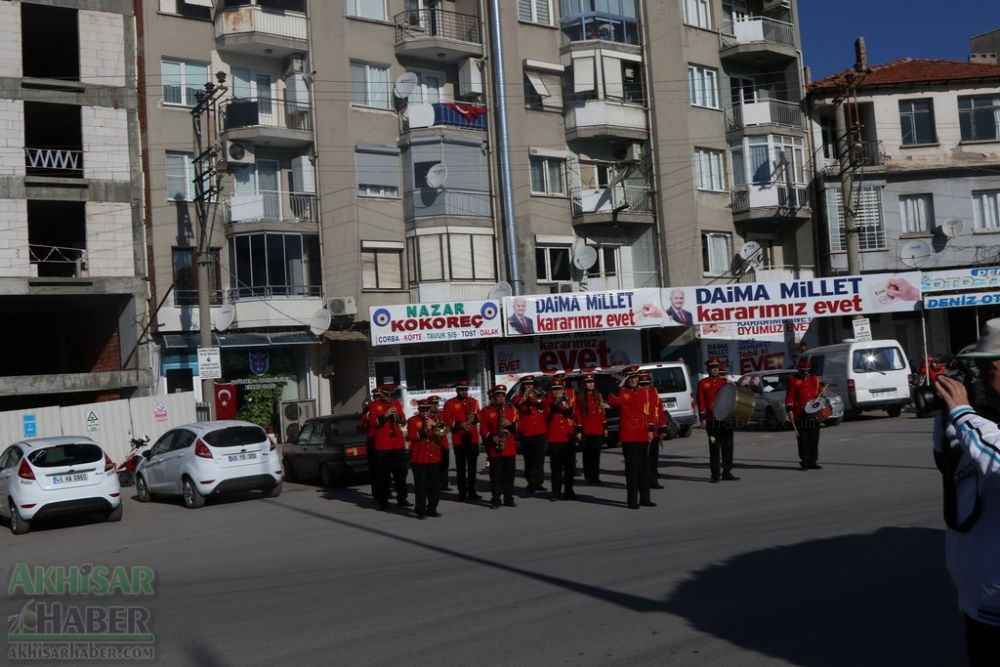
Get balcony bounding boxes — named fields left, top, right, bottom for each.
left=718, top=17, right=798, bottom=68
left=215, top=4, right=307, bottom=57
left=25, top=147, right=83, bottom=179
left=28, top=244, right=87, bottom=278
left=565, top=100, right=647, bottom=142
left=819, top=140, right=886, bottom=176
left=730, top=183, right=811, bottom=223
left=221, top=97, right=313, bottom=148
left=401, top=102, right=488, bottom=133
left=572, top=185, right=654, bottom=226
left=559, top=11, right=641, bottom=46
left=738, top=265, right=815, bottom=284
left=409, top=282, right=493, bottom=304
left=403, top=189, right=491, bottom=220
left=394, top=9, right=482, bottom=64
left=725, top=100, right=804, bottom=132
left=225, top=191, right=318, bottom=226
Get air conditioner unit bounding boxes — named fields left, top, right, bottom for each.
left=761, top=0, right=791, bottom=11
left=550, top=281, right=575, bottom=294
left=222, top=140, right=255, bottom=166
left=328, top=296, right=358, bottom=317
left=458, top=58, right=483, bottom=98
left=279, top=399, right=316, bottom=444
left=283, top=53, right=305, bottom=78
left=613, top=142, right=642, bottom=162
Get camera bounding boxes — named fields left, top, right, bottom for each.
left=912, top=361, right=983, bottom=415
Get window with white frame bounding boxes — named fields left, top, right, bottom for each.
left=361, top=241, right=403, bottom=290
left=536, top=245, right=572, bottom=282
left=694, top=148, right=725, bottom=191
left=160, top=0, right=211, bottom=20
left=701, top=232, right=731, bottom=276
left=350, top=61, right=391, bottom=110
left=407, top=232, right=496, bottom=284
left=959, top=95, right=1000, bottom=142
left=899, top=99, right=936, bottom=146
left=729, top=135, right=771, bottom=187
left=518, top=0, right=551, bottom=25
left=530, top=157, right=566, bottom=195
left=687, top=65, right=719, bottom=109
left=973, top=190, right=1000, bottom=231
left=229, top=233, right=321, bottom=299
left=409, top=70, right=445, bottom=105
left=825, top=186, right=886, bottom=252
left=682, top=0, right=710, bottom=29
left=899, top=194, right=934, bottom=234
left=166, top=152, right=195, bottom=201
left=347, top=0, right=385, bottom=21
left=162, top=59, right=209, bottom=107
left=524, top=66, right=564, bottom=111
left=355, top=146, right=400, bottom=198
left=586, top=245, right=619, bottom=278
left=772, top=135, right=807, bottom=184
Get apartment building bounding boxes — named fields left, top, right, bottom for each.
left=807, top=50, right=1000, bottom=355
left=0, top=0, right=150, bottom=411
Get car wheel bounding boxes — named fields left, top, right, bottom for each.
left=106, top=503, right=123, bottom=522
left=182, top=477, right=205, bottom=509
left=136, top=475, right=153, bottom=503
left=320, top=463, right=335, bottom=488
left=118, top=470, right=135, bottom=487
left=282, top=457, right=298, bottom=483
left=679, top=424, right=693, bottom=438
left=765, top=408, right=781, bottom=431
left=9, top=501, right=29, bottom=535
left=264, top=482, right=282, bottom=498
left=887, top=405, right=903, bottom=418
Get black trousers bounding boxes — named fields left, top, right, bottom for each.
left=622, top=441, right=651, bottom=506
left=582, top=433, right=605, bottom=482
left=520, top=434, right=546, bottom=488
left=374, top=449, right=408, bottom=506
left=453, top=443, right=479, bottom=497
left=412, top=463, right=440, bottom=516
left=706, top=422, right=735, bottom=479
left=548, top=442, right=575, bottom=498
left=647, top=437, right=661, bottom=484
left=488, top=456, right=516, bottom=503
left=366, top=440, right=378, bottom=499
left=794, top=419, right=820, bottom=466
left=966, top=614, right=1000, bottom=666
left=439, top=447, right=451, bottom=488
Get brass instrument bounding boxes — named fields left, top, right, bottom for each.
left=431, top=421, right=451, bottom=438
left=525, top=388, right=545, bottom=401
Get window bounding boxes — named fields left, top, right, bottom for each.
left=687, top=65, right=719, bottom=109
left=350, top=61, right=391, bottom=110
left=160, top=0, right=212, bottom=19
left=682, top=0, right=710, bottom=28
left=730, top=136, right=771, bottom=187
left=899, top=194, right=934, bottom=234
left=162, top=59, right=209, bottom=107
left=899, top=99, right=936, bottom=146
left=347, top=0, right=385, bottom=21
left=355, top=146, right=400, bottom=198
left=973, top=190, right=1000, bottom=231
left=530, top=157, right=566, bottom=195
left=536, top=246, right=571, bottom=282
left=772, top=135, right=807, bottom=184
left=228, top=233, right=322, bottom=299
left=825, top=186, right=886, bottom=252
left=694, top=148, right=725, bottom=191
left=586, top=246, right=618, bottom=278
left=362, top=242, right=403, bottom=290
left=172, top=247, right=222, bottom=306
left=166, top=152, right=195, bottom=201
left=959, top=95, right=1000, bottom=142
left=524, top=67, right=563, bottom=111
left=409, top=70, right=445, bottom=105
left=407, top=233, right=496, bottom=284
left=519, top=0, right=551, bottom=25
left=701, top=232, right=730, bottom=276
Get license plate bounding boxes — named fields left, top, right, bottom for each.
left=51, top=473, right=88, bottom=484
left=227, top=452, right=258, bottom=462
left=871, top=389, right=895, bottom=396
left=665, top=400, right=677, bottom=409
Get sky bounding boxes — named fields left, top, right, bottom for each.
left=797, top=0, right=996, bottom=81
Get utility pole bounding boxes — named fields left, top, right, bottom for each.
left=191, top=72, right=228, bottom=420
left=835, top=98, right=860, bottom=277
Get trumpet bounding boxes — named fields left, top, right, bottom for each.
left=524, top=388, right=545, bottom=400
left=431, top=421, right=451, bottom=438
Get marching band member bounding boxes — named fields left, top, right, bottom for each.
left=428, top=395, right=450, bottom=491
left=785, top=359, right=824, bottom=471
left=578, top=374, right=607, bottom=484
left=698, top=359, right=738, bottom=483
left=443, top=379, right=482, bottom=502
left=513, top=376, right=547, bottom=492
left=479, top=386, right=518, bottom=509
left=609, top=366, right=655, bottom=509
left=369, top=384, right=411, bottom=510
left=639, top=372, right=669, bottom=489
left=406, top=399, right=443, bottom=519
left=361, top=387, right=381, bottom=501
left=544, top=379, right=580, bottom=501
left=551, top=372, right=580, bottom=477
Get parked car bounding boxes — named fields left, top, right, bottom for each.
left=742, top=370, right=845, bottom=429
left=281, top=414, right=369, bottom=487
left=0, top=436, right=122, bottom=535
left=506, top=371, right=621, bottom=446
left=135, top=420, right=282, bottom=509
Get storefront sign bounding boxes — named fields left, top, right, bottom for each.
left=493, top=331, right=642, bottom=384
left=924, top=291, right=1000, bottom=309
left=370, top=300, right=502, bottom=346
left=699, top=318, right=813, bottom=375
left=197, top=347, right=222, bottom=380
left=920, top=266, right=1000, bottom=293
left=501, top=289, right=663, bottom=337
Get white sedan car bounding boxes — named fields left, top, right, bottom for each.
left=0, top=436, right=123, bottom=535
left=135, top=421, right=282, bottom=509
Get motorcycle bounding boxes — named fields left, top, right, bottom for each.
left=117, top=435, right=150, bottom=487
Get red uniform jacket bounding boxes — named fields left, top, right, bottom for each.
left=544, top=395, right=578, bottom=444
left=608, top=387, right=652, bottom=442
left=369, top=398, right=407, bottom=451
left=640, top=385, right=668, bottom=431
left=361, top=404, right=375, bottom=452
left=697, top=376, right=728, bottom=422
left=919, top=360, right=943, bottom=384
left=443, top=396, right=480, bottom=446
left=578, top=391, right=607, bottom=436
left=406, top=414, right=442, bottom=464
left=479, top=404, right=518, bottom=457
left=512, top=393, right=547, bottom=437
left=784, top=374, right=822, bottom=420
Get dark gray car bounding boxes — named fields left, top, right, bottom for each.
left=281, top=414, right=369, bottom=487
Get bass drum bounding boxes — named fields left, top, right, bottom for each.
left=804, top=397, right=833, bottom=422
left=713, top=384, right=755, bottom=425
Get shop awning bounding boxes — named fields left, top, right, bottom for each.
left=162, top=332, right=321, bottom=349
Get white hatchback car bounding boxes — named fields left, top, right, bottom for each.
left=135, top=420, right=282, bottom=509
left=0, top=436, right=122, bottom=535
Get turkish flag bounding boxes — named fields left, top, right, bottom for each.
left=215, top=383, right=237, bottom=420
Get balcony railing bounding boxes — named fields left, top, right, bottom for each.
left=174, top=289, right=225, bottom=307
left=29, top=244, right=87, bottom=277
left=572, top=185, right=653, bottom=216
left=565, top=100, right=647, bottom=134
left=215, top=5, right=307, bottom=42
left=725, top=99, right=804, bottom=131
left=730, top=183, right=810, bottom=213
left=719, top=17, right=796, bottom=50
left=226, top=191, right=317, bottom=224
left=226, top=285, right=322, bottom=302
left=222, top=97, right=312, bottom=132
left=394, top=9, right=481, bottom=47
left=738, top=265, right=815, bottom=284
left=401, top=102, right=487, bottom=132
left=820, top=140, right=886, bottom=175
left=403, top=189, right=491, bottom=219
left=25, top=147, right=83, bottom=177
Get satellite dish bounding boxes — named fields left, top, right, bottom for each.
left=937, top=218, right=965, bottom=237
left=393, top=72, right=418, bottom=99
left=573, top=245, right=598, bottom=271
left=487, top=281, right=513, bottom=299
left=309, top=308, right=332, bottom=337
left=215, top=303, right=235, bottom=332
left=900, top=239, right=932, bottom=268
left=730, top=253, right=746, bottom=276
left=739, top=241, right=762, bottom=263
left=425, top=163, right=448, bottom=189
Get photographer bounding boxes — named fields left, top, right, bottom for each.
left=933, top=318, right=1000, bottom=666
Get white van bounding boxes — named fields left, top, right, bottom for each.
left=608, top=362, right=698, bottom=436
left=800, top=339, right=914, bottom=418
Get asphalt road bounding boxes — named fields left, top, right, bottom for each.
left=0, top=414, right=964, bottom=666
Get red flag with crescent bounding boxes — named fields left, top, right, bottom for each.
left=215, top=383, right=237, bottom=420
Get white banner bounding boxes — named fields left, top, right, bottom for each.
left=493, top=330, right=642, bottom=385
left=370, top=300, right=503, bottom=346
left=920, top=266, right=1000, bottom=293
left=502, top=288, right=664, bottom=337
